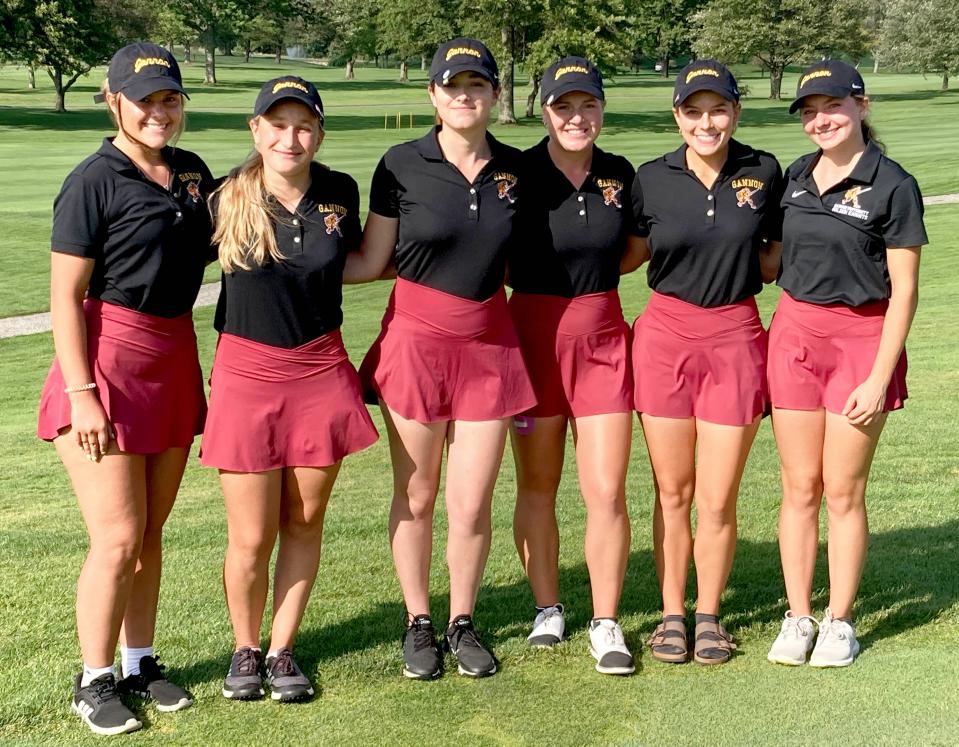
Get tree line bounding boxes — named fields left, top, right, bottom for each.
left=1, top=0, right=955, bottom=113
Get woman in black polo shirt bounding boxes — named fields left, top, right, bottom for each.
left=37, top=43, right=210, bottom=734
left=508, top=56, right=641, bottom=675
left=629, top=60, right=783, bottom=665
left=346, top=37, right=534, bottom=680
left=766, top=61, right=926, bottom=668
left=200, top=77, right=377, bottom=701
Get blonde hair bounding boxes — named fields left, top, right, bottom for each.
left=212, top=152, right=285, bottom=272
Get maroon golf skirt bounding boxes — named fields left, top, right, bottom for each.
left=632, top=292, right=767, bottom=426
left=359, top=278, right=536, bottom=423
left=509, top=290, right=632, bottom=418
left=768, top=291, right=907, bottom=414
left=37, top=299, right=206, bottom=453
left=200, top=331, right=378, bottom=471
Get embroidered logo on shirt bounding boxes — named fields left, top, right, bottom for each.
left=186, top=181, right=201, bottom=203
left=831, top=186, right=872, bottom=220
left=493, top=172, right=517, bottom=203
left=791, top=189, right=808, bottom=198
left=596, top=178, right=623, bottom=209
left=318, top=203, right=347, bottom=236
left=731, top=178, right=765, bottom=209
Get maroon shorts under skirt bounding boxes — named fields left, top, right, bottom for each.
left=632, top=291, right=767, bottom=426
left=767, top=291, right=907, bottom=414
left=509, top=290, right=632, bottom=418
left=37, top=299, right=206, bottom=453
left=200, top=331, right=378, bottom=471
left=359, top=278, right=536, bottom=423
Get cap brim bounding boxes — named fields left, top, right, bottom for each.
left=673, top=80, right=738, bottom=106
left=434, top=63, right=498, bottom=86
left=542, top=81, right=604, bottom=106
left=254, top=92, right=325, bottom=125
left=788, top=83, right=857, bottom=113
left=120, top=76, right=190, bottom=101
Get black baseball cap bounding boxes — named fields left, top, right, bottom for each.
left=94, top=43, right=188, bottom=103
left=789, top=60, right=865, bottom=113
left=541, top=56, right=604, bottom=106
left=429, top=38, right=499, bottom=87
left=253, top=76, right=325, bottom=126
left=672, top=59, right=740, bottom=106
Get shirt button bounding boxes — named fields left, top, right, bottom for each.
left=469, top=188, right=476, bottom=195
left=470, top=204, right=477, bottom=211
left=293, top=236, right=301, bottom=243
left=577, top=195, right=584, bottom=202
left=293, top=219, right=299, bottom=226
left=707, top=195, right=713, bottom=201
left=579, top=209, right=586, bottom=216
left=706, top=209, right=715, bottom=217
left=175, top=211, right=182, bottom=218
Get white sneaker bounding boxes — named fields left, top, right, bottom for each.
left=588, top=619, right=635, bottom=675
left=767, top=611, right=818, bottom=666
left=527, top=604, right=565, bottom=647
left=809, top=608, right=860, bottom=668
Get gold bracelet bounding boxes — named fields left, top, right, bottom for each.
left=64, top=382, right=97, bottom=394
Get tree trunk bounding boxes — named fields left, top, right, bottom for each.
left=769, top=65, right=784, bottom=99
left=497, top=27, right=516, bottom=124
left=244, top=41, right=252, bottom=63
left=275, top=46, right=282, bottom=64
left=345, top=58, right=355, bottom=80
left=943, top=70, right=950, bottom=90
left=399, top=59, right=408, bottom=82
left=204, top=47, right=217, bottom=84
left=421, top=57, right=426, bottom=71
left=49, top=68, right=66, bottom=112
left=873, top=53, right=879, bottom=74
left=27, top=66, right=36, bottom=89
left=184, top=43, right=192, bottom=63
left=525, top=74, right=540, bottom=118
left=659, top=58, right=669, bottom=77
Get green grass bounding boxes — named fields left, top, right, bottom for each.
left=0, top=57, right=957, bottom=745
left=1, top=57, right=957, bottom=317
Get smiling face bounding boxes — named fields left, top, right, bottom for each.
left=249, top=99, right=323, bottom=180
left=111, top=89, right=183, bottom=151
left=798, top=94, right=867, bottom=153
left=429, top=71, right=499, bottom=132
left=673, top=90, right=740, bottom=160
left=543, top=91, right=604, bottom=153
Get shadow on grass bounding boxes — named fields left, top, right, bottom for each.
left=164, top=518, right=958, bottom=688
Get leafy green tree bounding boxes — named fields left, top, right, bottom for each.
left=692, top=0, right=870, bottom=99
left=168, top=0, right=255, bottom=84
left=322, top=0, right=378, bottom=79
left=880, top=0, right=958, bottom=90
left=631, top=0, right=703, bottom=77
left=376, top=0, right=457, bottom=82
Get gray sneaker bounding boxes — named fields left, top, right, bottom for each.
left=767, top=611, right=817, bottom=666
left=809, top=608, right=860, bottom=668
left=222, top=647, right=264, bottom=700
left=265, top=649, right=315, bottom=702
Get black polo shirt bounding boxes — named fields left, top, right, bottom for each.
left=632, top=139, right=784, bottom=308
left=368, top=126, right=522, bottom=301
left=510, top=138, right=636, bottom=298
left=214, top=164, right=361, bottom=349
left=779, top=141, right=928, bottom=306
left=51, top=138, right=215, bottom=318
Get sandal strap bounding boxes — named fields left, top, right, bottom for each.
left=694, top=620, right=737, bottom=651
left=646, top=619, right=687, bottom=648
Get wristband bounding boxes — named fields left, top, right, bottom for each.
left=64, top=382, right=97, bottom=394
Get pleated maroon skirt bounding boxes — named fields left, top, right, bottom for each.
left=37, top=299, right=206, bottom=453
left=200, top=331, right=378, bottom=471
left=509, top=290, right=632, bottom=418
left=632, top=291, right=767, bottom=426
left=768, top=291, right=907, bottom=414
left=360, top=278, right=536, bottom=423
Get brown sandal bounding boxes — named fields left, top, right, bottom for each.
left=646, top=617, right=688, bottom=663
left=693, top=619, right=737, bottom=665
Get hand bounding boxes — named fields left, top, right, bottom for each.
left=68, top=391, right=113, bottom=462
left=841, top=376, right=887, bottom=426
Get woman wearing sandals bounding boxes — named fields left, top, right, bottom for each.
left=627, top=60, right=784, bottom=665
left=349, top=38, right=534, bottom=679
left=201, top=77, right=378, bottom=700
left=766, top=61, right=926, bottom=667
left=508, top=57, right=642, bottom=675
left=37, top=43, right=210, bottom=734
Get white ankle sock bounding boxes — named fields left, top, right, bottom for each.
left=120, top=646, right=154, bottom=678
left=81, top=664, right=115, bottom=687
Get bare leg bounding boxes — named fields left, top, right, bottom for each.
left=510, top=415, right=567, bottom=607
left=571, top=413, right=632, bottom=618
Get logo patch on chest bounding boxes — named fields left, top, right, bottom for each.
left=831, top=186, right=871, bottom=220
left=318, top=203, right=347, bottom=236
left=493, top=172, right=517, bottom=203
left=596, top=178, right=623, bottom=208
left=731, top=178, right=764, bottom=209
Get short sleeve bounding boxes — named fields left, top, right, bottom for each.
left=51, top=172, right=104, bottom=257
left=882, top=176, right=928, bottom=248
left=630, top=169, right=650, bottom=238
left=369, top=155, right=400, bottom=218
left=762, top=160, right=785, bottom=243
left=341, top=175, right=362, bottom=250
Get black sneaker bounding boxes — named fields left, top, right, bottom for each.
left=264, top=649, right=314, bottom=702
left=117, top=655, right=193, bottom=712
left=445, top=615, right=498, bottom=677
left=402, top=614, right=443, bottom=680
left=222, top=647, right=264, bottom=700
left=71, top=673, right=142, bottom=736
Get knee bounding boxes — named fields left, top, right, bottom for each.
left=89, top=533, right=142, bottom=574
left=781, top=473, right=824, bottom=513
left=282, top=510, right=327, bottom=542
left=695, top=495, right=736, bottom=529
left=227, top=531, right=276, bottom=569
left=823, top=481, right=866, bottom=518
left=584, top=482, right=627, bottom=518
left=657, top=484, right=694, bottom=516
left=449, top=500, right=491, bottom=536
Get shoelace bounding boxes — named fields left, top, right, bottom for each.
left=410, top=623, right=436, bottom=652
left=451, top=623, right=484, bottom=650
left=270, top=650, right=296, bottom=677
left=234, top=648, right=260, bottom=676
left=819, top=617, right=848, bottom=642
left=784, top=616, right=814, bottom=640
left=138, top=656, right=166, bottom=684
left=595, top=621, right=624, bottom=647
left=540, top=605, right=562, bottom=624
left=87, top=676, right=119, bottom=704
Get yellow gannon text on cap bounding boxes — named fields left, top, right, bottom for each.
left=686, top=68, right=720, bottom=83
left=800, top=69, right=832, bottom=89
left=134, top=57, right=171, bottom=74
left=555, top=65, right=589, bottom=80
left=273, top=80, right=309, bottom=94
left=446, top=47, right=481, bottom=61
